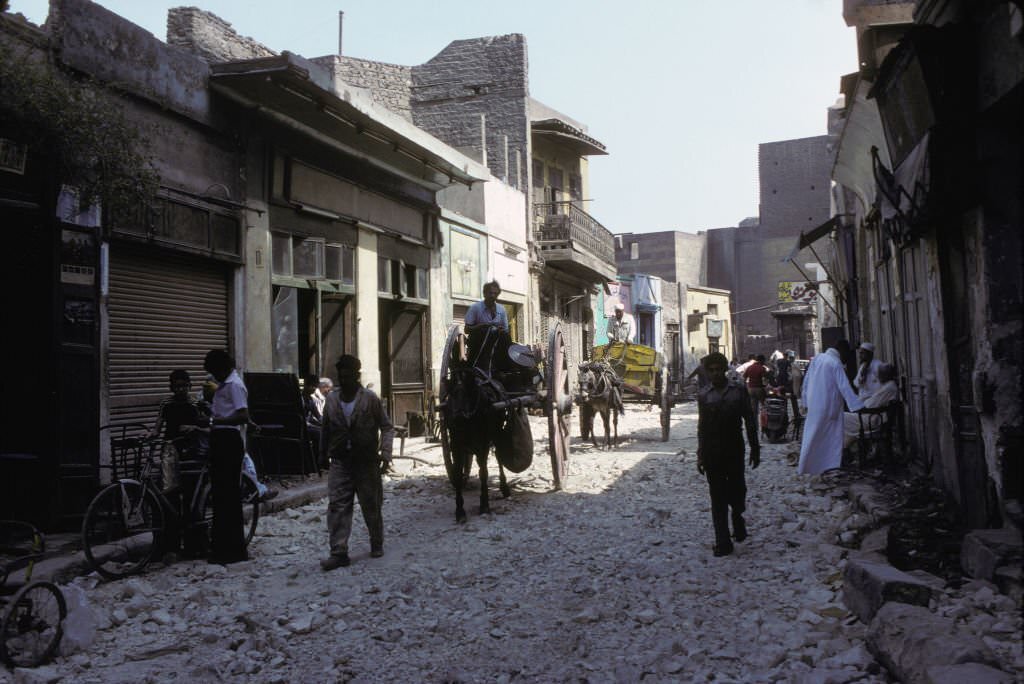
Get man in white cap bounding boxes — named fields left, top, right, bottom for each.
left=606, top=301, right=634, bottom=343
left=854, top=342, right=884, bottom=400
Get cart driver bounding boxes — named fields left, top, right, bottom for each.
left=606, top=302, right=634, bottom=344
left=464, top=280, right=509, bottom=334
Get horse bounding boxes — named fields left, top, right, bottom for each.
left=577, top=360, right=623, bottom=449
left=444, top=325, right=535, bottom=523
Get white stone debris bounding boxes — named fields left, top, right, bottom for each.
left=19, top=403, right=1017, bottom=683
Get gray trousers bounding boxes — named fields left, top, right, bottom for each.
left=327, top=458, right=383, bottom=556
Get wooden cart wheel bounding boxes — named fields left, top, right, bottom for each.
left=545, top=322, right=571, bottom=490
left=438, top=324, right=465, bottom=489
left=660, top=366, right=671, bottom=442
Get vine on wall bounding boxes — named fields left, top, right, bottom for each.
left=0, top=35, right=159, bottom=218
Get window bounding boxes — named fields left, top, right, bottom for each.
left=273, top=233, right=325, bottom=278
left=532, top=159, right=545, bottom=189
left=325, top=244, right=355, bottom=285
left=569, top=174, right=582, bottom=201
left=378, top=257, right=427, bottom=300
left=707, top=303, right=718, bottom=316
left=630, top=242, right=639, bottom=260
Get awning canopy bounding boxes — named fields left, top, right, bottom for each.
left=531, top=118, right=608, bottom=156
left=781, top=215, right=839, bottom=264
left=210, top=54, right=489, bottom=191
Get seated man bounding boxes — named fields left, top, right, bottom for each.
left=843, top=363, right=900, bottom=448
left=464, top=280, right=512, bottom=368
left=606, top=302, right=634, bottom=344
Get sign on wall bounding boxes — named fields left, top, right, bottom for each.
left=778, top=281, right=819, bottom=303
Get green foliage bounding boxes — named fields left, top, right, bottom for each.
left=0, top=39, right=159, bottom=217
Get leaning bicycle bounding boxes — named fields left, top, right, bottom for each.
left=1, top=521, right=66, bottom=668
left=82, top=433, right=260, bottom=580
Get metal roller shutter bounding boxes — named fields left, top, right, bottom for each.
left=108, top=245, right=231, bottom=430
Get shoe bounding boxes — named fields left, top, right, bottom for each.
left=370, top=547, right=383, bottom=558
left=320, top=553, right=351, bottom=571
left=713, top=543, right=734, bottom=557
left=732, top=515, right=748, bottom=542
left=259, top=488, right=279, bottom=503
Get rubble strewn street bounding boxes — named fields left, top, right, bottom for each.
left=5, top=404, right=1022, bottom=683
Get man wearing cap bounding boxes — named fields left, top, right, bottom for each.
left=607, top=302, right=634, bottom=343
left=854, top=342, right=884, bottom=400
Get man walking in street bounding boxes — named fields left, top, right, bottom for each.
left=697, top=352, right=760, bottom=557
left=321, top=355, right=395, bottom=571
left=798, top=341, right=865, bottom=475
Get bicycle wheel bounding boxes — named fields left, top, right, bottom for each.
left=198, top=474, right=260, bottom=550
left=82, top=481, right=164, bottom=580
left=0, top=581, right=67, bottom=668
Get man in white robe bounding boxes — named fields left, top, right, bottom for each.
left=843, top=364, right=900, bottom=448
left=853, top=342, right=884, bottom=400
left=798, top=342, right=865, bottom=474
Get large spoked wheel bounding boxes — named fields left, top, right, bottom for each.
left=660, top=367, right=671, bottom=442
left=198, top=474, right=261, bottom=551
left=0, top=581, right=66, bottom=668
left=545, top=323, right=572, bottom=490
left=82, top=481, right=164, bottom=581
left=438, top=324, right=466, bottom=489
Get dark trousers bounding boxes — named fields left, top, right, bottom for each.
left=327, top=458, right=383, bottom=556
left=210, top=429, right=246, bottom=563
left=705, top=452, right=746, bottom=547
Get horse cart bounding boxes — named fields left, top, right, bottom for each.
left=587, top=342, right=675, bottom=443
left=434, top=322, right=572, bottom=522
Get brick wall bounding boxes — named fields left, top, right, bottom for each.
left=166, top=7, right=275, bottom=63
left=614, top=230, right=707, bottom=286
left=313, top=55, right=413, bottom=122
left=411, top=34, right=529, bottom=189
left=757, top=135, right=834, bottom=239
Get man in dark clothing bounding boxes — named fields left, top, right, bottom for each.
left=321, top=355, right=395, bottom=571
left=697, top=352, right=760, bottom=557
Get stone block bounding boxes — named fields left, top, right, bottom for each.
left=843, top=557, right=932, bottom=623
left=867, top=603, right=997, bottom=684
left=961, top=528, right=1023, bottom=581
left=925, top=662, right=1016, bottom=684
left=859, top=525, right=890, bottom=554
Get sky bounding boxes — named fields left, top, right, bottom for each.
left=13, top=1, right=858, bottom=234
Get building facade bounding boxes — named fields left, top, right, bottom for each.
left=830, top=0, right=1022, bottom=527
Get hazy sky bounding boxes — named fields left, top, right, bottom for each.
left=14, top=1, right=857, bottom=234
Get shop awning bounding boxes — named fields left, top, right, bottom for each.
left=781, top=215, right=839, bottom=264
left=209, top=54, right=489, bottom=191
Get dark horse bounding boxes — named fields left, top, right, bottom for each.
left=445, top=325, right=535, bottom=523
left=577, top=360, right=623, bottom=449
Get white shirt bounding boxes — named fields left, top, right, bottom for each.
left=854, top=358, right=884, bottom=400
left=465, top=300, right=509, bottom=332
left=607, top=313, right=634, bottom=343
left=212, top=369, right=248, bottom=431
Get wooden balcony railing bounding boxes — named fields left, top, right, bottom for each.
left=533, top=201, right=615, bottom=265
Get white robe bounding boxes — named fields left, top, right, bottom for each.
left=842, top=380, right=900, bottom=447
left=854, top=358, right=884, bottom=400
left=798, top=348, right=865, bottom=474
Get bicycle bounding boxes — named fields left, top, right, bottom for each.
left=1, top=521, right=66, bottom=668
left=82, top=430, right=260, bottom=580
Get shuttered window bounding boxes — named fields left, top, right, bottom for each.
left=108, top=245, right=231, bottom=430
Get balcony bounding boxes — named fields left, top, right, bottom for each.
left=533, top=202, right=617, bottom=283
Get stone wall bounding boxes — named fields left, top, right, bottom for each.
left=411, top=34, right=529, bottom=189
left=166, top=7, right=275, bottom=63
left=313, top=55, right=413, bottom=122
